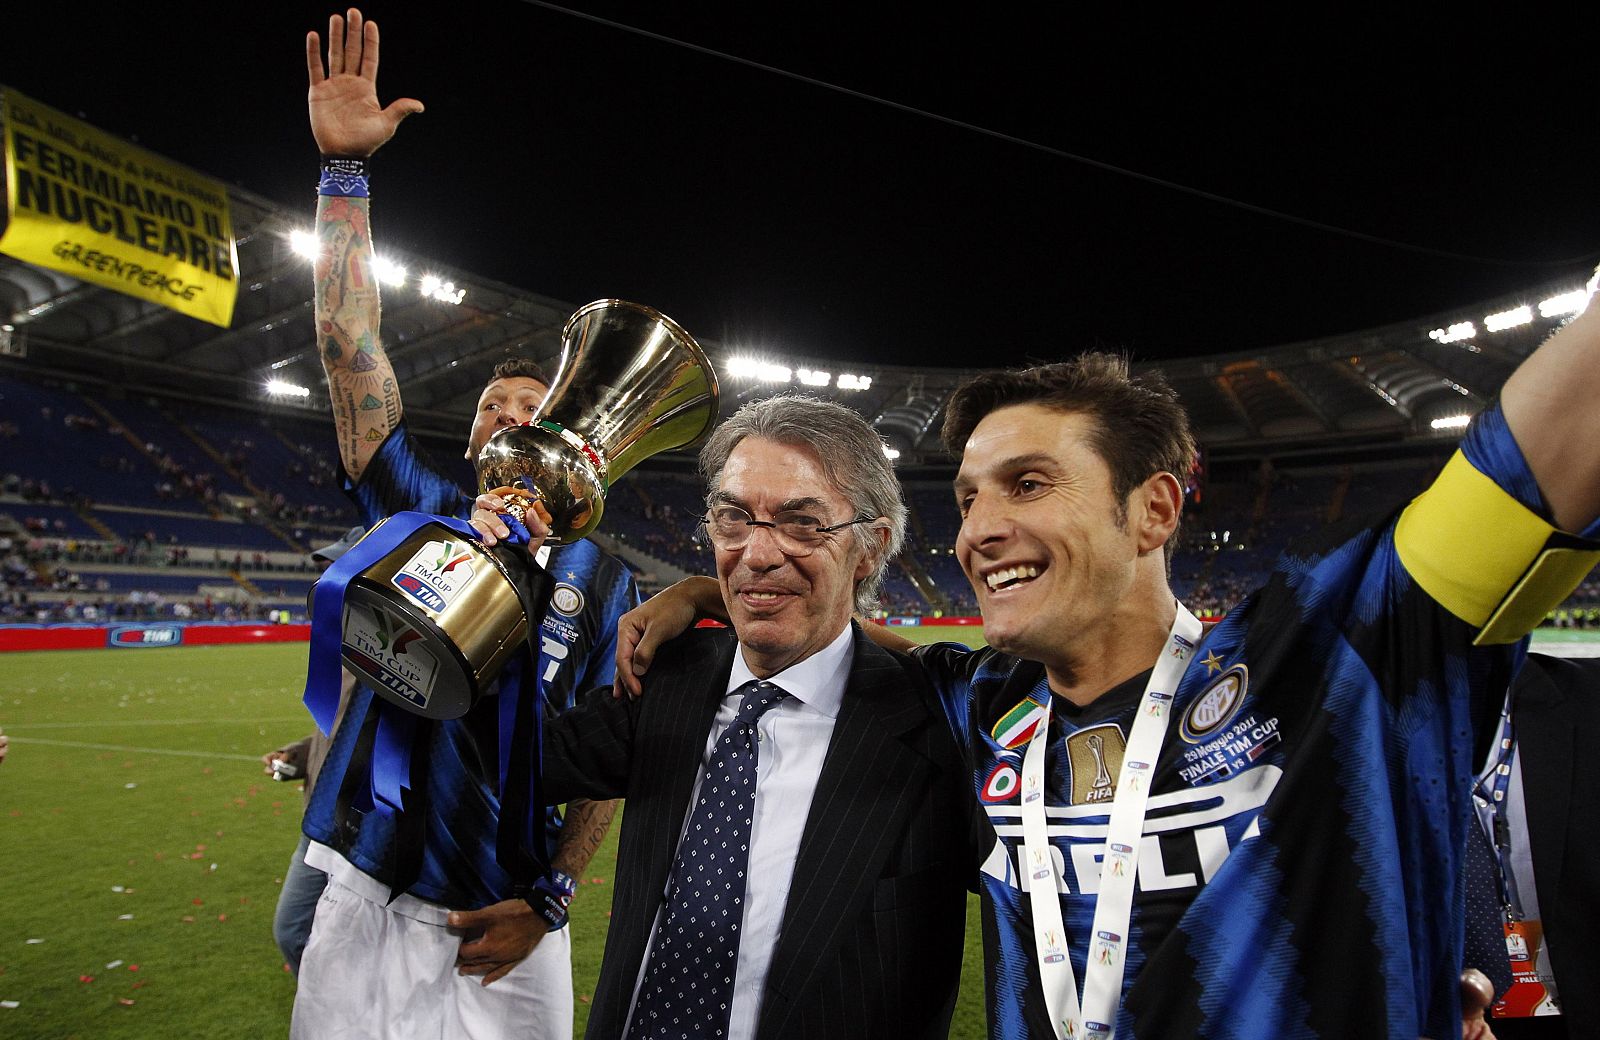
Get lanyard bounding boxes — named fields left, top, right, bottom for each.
left=1472, top=693, right=1520, bottom=916
left=1021, top=602, right=1202, bottom=1040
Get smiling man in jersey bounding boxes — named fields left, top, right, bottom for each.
left=615, top=271, right=1600, bottom=1037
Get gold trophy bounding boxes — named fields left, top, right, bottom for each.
left=331, top=300, right=719, bottom=720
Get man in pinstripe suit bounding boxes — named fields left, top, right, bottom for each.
left=489, top=396, right=985, bottom=1039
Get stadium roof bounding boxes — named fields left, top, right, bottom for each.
left=3, top=177, right=1586, bottom=471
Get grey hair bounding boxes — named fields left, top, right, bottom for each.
left=699, top=395, right=907, bottom=615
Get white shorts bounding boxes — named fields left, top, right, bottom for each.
left=290, top=846, right=573, bottom=1040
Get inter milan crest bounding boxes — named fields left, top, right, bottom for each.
left=1181, top=664, right=1249, bottom=743
left=1065, top=723, right=1126, bottom=804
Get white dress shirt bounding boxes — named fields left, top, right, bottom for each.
left=626, top=622, right=855, bottom=1039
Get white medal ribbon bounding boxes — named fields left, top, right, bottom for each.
left=1021, top=602, right=1202, bottom=1040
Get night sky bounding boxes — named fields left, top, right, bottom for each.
left=7, top=2, right=1600, bottom=368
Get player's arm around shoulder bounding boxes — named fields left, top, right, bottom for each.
left=1397, top=273, right=1600, bottom=643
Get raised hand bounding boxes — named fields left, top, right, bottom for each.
left=306, top=8, right=424, bottom=157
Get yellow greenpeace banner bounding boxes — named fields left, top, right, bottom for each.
left=0, top=87, right=238, bottom=328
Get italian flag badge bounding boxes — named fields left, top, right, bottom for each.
left=991, top=697, right=1047, bottom=750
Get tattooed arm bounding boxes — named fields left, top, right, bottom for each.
left=306, top=9, right=422, bottom=481
left=553, top=797, right=619, bottom=879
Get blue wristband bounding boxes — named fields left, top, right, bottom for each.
left=524, top=870, right=578, bottom=931
left=317, top=157, right=369, bottom=198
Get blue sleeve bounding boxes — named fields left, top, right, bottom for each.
left=1461, top=402, right=1600, bottom=539
left=344, top=421, right=473, bottom=526
left=911, top=640, right=984, bottom=744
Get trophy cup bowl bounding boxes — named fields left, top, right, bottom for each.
left=475, top=299, right=719, bottom=543
left=324, top=300, right=719, bottom=721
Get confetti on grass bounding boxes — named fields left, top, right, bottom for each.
left=24, top=940, right=43, bottom=945
left=1, top=1000, right=19, bottom=1009
left=105, top=960, right=123, bottom=970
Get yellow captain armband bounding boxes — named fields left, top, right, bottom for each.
left=1396, top=451, right=1600, bottom=645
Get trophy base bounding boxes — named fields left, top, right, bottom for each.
left=336, top=521, right=529, bottom=721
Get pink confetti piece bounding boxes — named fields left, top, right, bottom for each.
left=79, top=975, right=95, bottom=984
left=192, top=899, right=203, bottom=906
left=216, top=913, right=228, bottom=923
left=188, top=853, right=203, bottom=860
left=127, top=965, right=139, bottom=972
left=131, top=981, right=145, bottom=989
left=118, top=998, right=135, bottom=1006
left=578, top=995, right=591, bottom=1004
left=194, top=844, right=207, bottom=852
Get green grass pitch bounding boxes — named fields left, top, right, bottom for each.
left=0, top=635, right=991, bottom=1039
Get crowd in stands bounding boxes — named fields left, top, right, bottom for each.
left=3, top=374, right=1599, bottom=627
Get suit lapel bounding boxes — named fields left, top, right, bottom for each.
left=596, top=631, right=736, bottom=1037
left=640, top=630, right=738, bottom=884
left=758, top=625, right=938, bottom=1028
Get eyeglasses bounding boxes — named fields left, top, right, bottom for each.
left=698, top=504, right=882, bottom=556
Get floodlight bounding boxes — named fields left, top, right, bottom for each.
left=1426, top=321, right=1476, bottom=344
left=882, top=446, right=900, bottom=460
left=266, top=379, right=311, bottom=398
left=419, top=275, right=464, bottom=305
left=1430, top=414, right=1471, bottom=430
left=726, top=357, right=790, bottom=383
left=797, top=368, right=831, bottom=387
left=289, top=229, right=319, bottom=260
left=372, top=255, right=407, bottom=288
left=836, top=373, right=872, bottom=391
left=1538, top=290, right=1590, bottom=318
left=1482, top=305, right=1532, bottom=332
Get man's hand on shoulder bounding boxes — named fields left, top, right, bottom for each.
left=306, top=8, right=423, bottom=158
left=448, top=899, right=547, bottom=986
left=613, top=576, right=725, bottom=698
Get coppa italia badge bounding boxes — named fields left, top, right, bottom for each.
left=391, top=539, right=477, bottom=613
left=342, top=602, right=440, bottom=711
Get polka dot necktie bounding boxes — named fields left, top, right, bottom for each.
left=630, top=679, right=789, bottom=1040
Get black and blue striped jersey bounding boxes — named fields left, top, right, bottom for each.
left=304, top=421, right=638, bottom=909
left=918, top=405, right=1599, bottom=1039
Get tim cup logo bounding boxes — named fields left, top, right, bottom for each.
left=392, top=539, right=477, bottom=613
